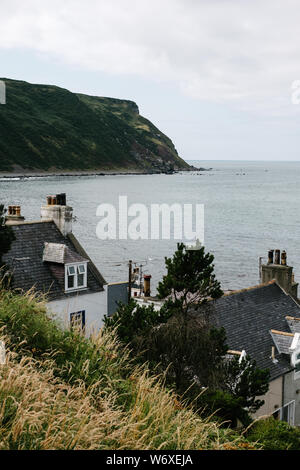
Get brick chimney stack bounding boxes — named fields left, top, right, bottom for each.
left=40, top=193, right=73, bottom=237
left=143, top=275, right=152, bottom=297
left=261, top=249, right=298, bottom=299
left=5, top=205, right=25, bottom=225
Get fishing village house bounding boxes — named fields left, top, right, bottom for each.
left=131, top=249, right=300, bottom=427
left=3, top=195, right=107, bottom=335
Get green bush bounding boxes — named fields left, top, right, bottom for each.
left=0, top=290, right=132, bottom=397
left=247, top=417, right=300, bottom=450
left=197, top=389, right=251, bottom=428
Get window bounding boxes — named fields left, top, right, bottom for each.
left=65, top=263, right=87, bottom=291
left=77, top=264, right=86, bottom=287
left=282, top=401, right=295, bottom=426
left=70, top=310, right=85, bottom=331
left=67, top=265, right=76, bottom=289
left=272, top=401, right=295, bottom=426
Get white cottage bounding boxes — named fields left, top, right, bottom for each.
left=4, top=195, right=107, bottom=336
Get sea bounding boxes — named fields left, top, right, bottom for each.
left=1, top=160, right=300, bottom=293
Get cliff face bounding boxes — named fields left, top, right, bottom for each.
left=0, top=78, right=190, bottom=173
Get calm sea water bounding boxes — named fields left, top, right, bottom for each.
left=1, top=160, right=300, bottom=293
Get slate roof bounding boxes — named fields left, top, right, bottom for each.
left=2, top=221, right=106, bottom=301
left=203, top=282, right=300, bottom=381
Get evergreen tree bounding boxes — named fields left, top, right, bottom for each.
left=223, top=354, right=270, bottom=413
left=157, top=242, right=223, bottom=314
left=105, top=243, right=270, bottom=427
left=104, top=299, right=172, bottom=346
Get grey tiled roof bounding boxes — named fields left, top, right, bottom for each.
left=3, top=221, right=105, bottom=301
left=204, top=282, right=300, bottom=380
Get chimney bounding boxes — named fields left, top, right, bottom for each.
left=281, top=250, right=287, bottom=266
left=41, top=193, right=73, bottom=237
left=268, top=249, right=274, bottom=264
left=143, top=275, right=152, bottom=297
left=261, top=249, right=298, bottom=300
left=5, top=205, right=25, bottom=225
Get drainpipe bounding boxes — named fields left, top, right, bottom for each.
left=282, top=374, right=285, bottom=409
left=128, top=260, right=132, bottom=303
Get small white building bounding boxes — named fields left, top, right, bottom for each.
left=4, top=195, right=107, bottom=336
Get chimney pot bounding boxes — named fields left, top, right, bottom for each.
left=281, top=250, right=287, bottom=266
left=143, top=275, right=152, bottom=297
left=274, top=249, right=281, bottom=265
left=5, top=205, right=24, bottom=225
left=268, top=249, right=274, bottom=264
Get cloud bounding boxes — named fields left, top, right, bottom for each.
left=1, top=0, right=300, bottom=113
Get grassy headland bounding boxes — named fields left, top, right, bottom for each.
left=0, top=78, right=191, bottom=174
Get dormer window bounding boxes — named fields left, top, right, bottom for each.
left=43, top=242, right=89, bottom=292
left=65, top=263, right=87, bottom=291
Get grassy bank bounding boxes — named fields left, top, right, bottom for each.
left=0, top=289, right=256, bottom=450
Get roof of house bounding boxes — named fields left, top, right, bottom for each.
left=203, top=281, right=300, bottom=380
left=2, top=221, right=106, bottom=301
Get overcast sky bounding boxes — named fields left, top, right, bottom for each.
left=1, top=0, right=300, bottom=161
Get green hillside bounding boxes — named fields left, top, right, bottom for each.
left=0, top=79, right=190, bottom=173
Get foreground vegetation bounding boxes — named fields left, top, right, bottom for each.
left=0, top=288, right=257, bottom=450
left=0, top=224, right=298, bottom=450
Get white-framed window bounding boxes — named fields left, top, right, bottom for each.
left=65, top=262, right=87, bottom=291
left=70, top=310, right=86, bottom=331
left=272, top=400, right=295, bottom=426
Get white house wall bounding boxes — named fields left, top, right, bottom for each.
left=283, top=370, right=300, bottom=426
left=252, top=371, right=300, bottom=426
left=47, top=286, right=107, bottom=337
left=252, top=376, right=283, bottom=420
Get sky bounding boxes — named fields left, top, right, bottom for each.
left=1, top=0, right=300, bottom=162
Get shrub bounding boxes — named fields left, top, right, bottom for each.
left=0, top=289, right=132, bottom=395
left=246, top=417, right=300, bottom=450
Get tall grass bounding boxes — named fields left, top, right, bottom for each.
left=0, top=289, right=257, bottom=450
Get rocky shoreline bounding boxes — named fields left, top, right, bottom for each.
left=0, top=166, right=211, bottom=179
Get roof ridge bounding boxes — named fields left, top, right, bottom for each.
left=222, top=280, right=276, bottom=297
left=271, top=329, right=294, bottom=337
left=8, top=219, right=54, bottom=226
left=227, top=349, right=243, bottom=356
left=286, top=315, right=300, bottom=322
